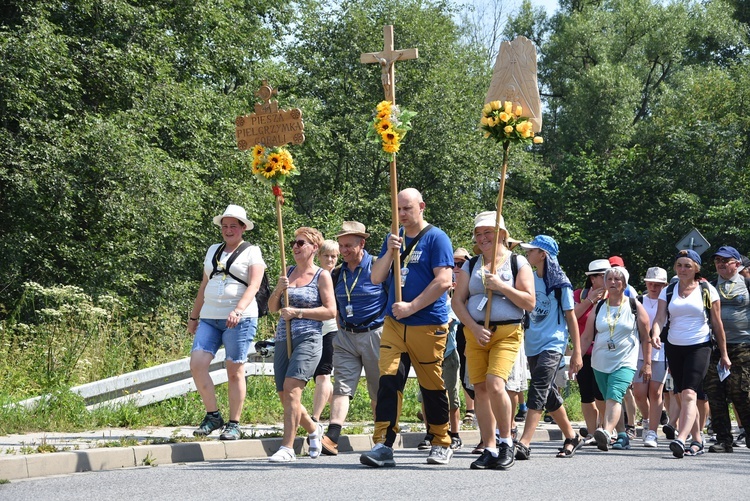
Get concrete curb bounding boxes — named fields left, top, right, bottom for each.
left=0, top=428, right=562, bottom=481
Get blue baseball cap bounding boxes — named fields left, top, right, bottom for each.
left=675, top=249, right=702, bottom=266
left=520, top=235, right=559, bottom=259
left=713, top=246, right=741, bottom=261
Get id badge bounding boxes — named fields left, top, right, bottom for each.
left=400, top=267, right=409, bottom=287
left=607, top=340, right=616, bottom=351
left=217, top=279, right=226, bottom=296
left=476, top=295, right=488, bottom=311
left=345, top=304, right=354, bottom=318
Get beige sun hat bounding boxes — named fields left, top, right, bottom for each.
left=335, top=221, right=370, bottom=239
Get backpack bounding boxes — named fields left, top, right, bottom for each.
left=659, top=281, right=712, bottom=343
left=210, top=242, right=272, bottom=317
left=468, top=253, right=529, bottom=328
left=593, top=296, right=639, bottom=337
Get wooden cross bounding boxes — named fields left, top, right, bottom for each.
left=360, top=25, right=418, bottom=104
left=360, top=25, right=418, bottom=301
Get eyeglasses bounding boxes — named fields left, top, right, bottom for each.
left=714, top=257, right=736, bottom=264
left=292, top=240, right=309, bottom=248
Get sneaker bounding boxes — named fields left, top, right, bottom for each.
left=669, top=439, right=685, bottom=458
left=417, top=433, right=433, bottom=450
left=463, top=411, right=476, bottom=426
left=470, top=449, right=500, bottom=469
left=543, top=413, right=553, bottom=423
left=514, top=408, right=528, bottom=422
left=594, top=428, right=611, bottom=452
left=582, top=435, right=596, bottom=446
left=660, top=409, right=669, bottom=426
left=269, top=446, right=296, bottom=463
left=612, top=432, right=631, bottom=450
left=471, top=440, right=485, bottom=454
left=625, top=425, right=636, bottom=440
left=307, top=422, right=324, bottom=459
left=193, top=413, right=225, bottom=437
left=219, top=421, right=242, bottom=440
left=708, top=442, right=733, bottom=453
left=360, top=443, right=396, bottom=468
left=735, top=429, right=746, bottom=446
left=496, top=442, right=515, bottom=469
left=450, top=435, right=463, bottom=450
left=579, top=427, right=589, bottom=438
left=426, top=445, right=453, bottom=465
left=663, top=424, right=676, bottom=440
left=643, top=429, right=658, bottom=448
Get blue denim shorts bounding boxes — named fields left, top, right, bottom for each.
left=192, top=317, right=258, bottom=363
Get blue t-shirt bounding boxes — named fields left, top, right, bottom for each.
left=334, top=250, right=387, bottom=329
left=378, top=226, right=454, bottom=326
left=525, top=273, right=574, bottom=356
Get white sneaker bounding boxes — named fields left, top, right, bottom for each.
left=269, top=446, right=296, bottom=463
left=426, top=445, right=453, bottom=465
left=643, top=429, right=658, bottom=448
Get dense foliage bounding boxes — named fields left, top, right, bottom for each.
left=1, top=0, right=749, bottom=395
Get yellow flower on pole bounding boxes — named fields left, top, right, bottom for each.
left=251, top=145, right=299, bottom=186
left=499, top=111, right=510, bottom=122
left=369, top=100, right=415, bottom=157
left=491, top=100, right=502, bottom=111
left=478, top=100, right=543, bottom=146
left=504, top=125, right=514, bottom=134
left=533, top=136, right=544, bottom=144
left=483, top=103, right=493, bottom=115
left=504, top=101, right=513, bottom=114
left=515, top=105, right=523, bottom=117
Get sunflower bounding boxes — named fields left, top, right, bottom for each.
left=376, top=100, right=392, bottom=113
left=383, top=142, right=400, bottom=153
left=252, top=144, right=265, bottom=157
left=381, top=129, right=400, bottom=144
left=377, top=119, right=394, bottom=133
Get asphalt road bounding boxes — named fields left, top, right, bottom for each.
left=2, top=441, right=748, bottom=500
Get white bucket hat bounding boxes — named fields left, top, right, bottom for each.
left=644, top=267, right=668, bottom=284
left=213, top=204, right=254, bottom=231
left=585, top=259, right=611, bottom=276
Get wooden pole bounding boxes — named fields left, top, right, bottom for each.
left=274, top=195, right=292, bottom=358
left=389, top=153, right=402, bottom=302
left=484, top=140, right=510, bottom=328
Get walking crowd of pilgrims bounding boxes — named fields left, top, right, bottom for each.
left=188, top=195, right=750, bottom=467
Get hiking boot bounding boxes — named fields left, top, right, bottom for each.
left=417, top=433, right=433, bottom=450
left=450, top=435, right=463, bottom=450
left=219, top=421, right=242, bottom=440
left=643, top=429, right=658, bottom=448
left=470, top=449, right=499, bottom=470
left=612, top=431, right=631, bottom=450
left=708, top=442, right=733, bottom=453
left=360, top=443, right=396, bottom=468
left=496, top=442, right=515, bottom=469
left=193, top=413, right=225, bottom=437
left=426, top=445, right=453, bottom=465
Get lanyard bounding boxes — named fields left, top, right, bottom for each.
left=343, top=267, right=363, bottom=305
left=719, top=280, right=738, bottom=300
left=605, top=299, right=625, bottom=341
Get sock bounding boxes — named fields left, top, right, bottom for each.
left=327, top=423, right=342, bottom=443
left=498, top=436, right=513, bottom=447
left=519, top=403, right=527, bottom=412
left=229, top=420, right=239, bottom=424
left=448, top=431, right=459, bottom=438
left=485, top=446, right=499, bottom=457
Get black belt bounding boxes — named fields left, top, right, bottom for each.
left=487, top=319, right=523, bottom=327
left=341, top=321, right=384, bottom=333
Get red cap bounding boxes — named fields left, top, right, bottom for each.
left=608, top=256, right=625, bottom=267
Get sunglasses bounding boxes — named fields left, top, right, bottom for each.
left=292, top=240, right=309, bottom=248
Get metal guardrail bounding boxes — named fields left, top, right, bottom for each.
left=17, top=345, right=570, bottom=411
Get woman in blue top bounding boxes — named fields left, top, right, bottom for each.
left=268, top=227, right=336, bottom=463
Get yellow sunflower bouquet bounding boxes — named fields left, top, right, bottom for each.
left=250, top=144, right=299, bottom=186
left=368, top=100, right=417, bottom=157
left=480, top=101, right=543, bottom=145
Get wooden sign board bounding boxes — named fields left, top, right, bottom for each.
left=235, top=81, right=305, bottom=150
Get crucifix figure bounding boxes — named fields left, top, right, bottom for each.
left=360, top=25, right=419, bottom=300
left=360, top=25, right=418, bottom=104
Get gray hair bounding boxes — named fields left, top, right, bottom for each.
left=604, top=266, right=629, bottom=287
left=318, top=239, right=339, bottom=256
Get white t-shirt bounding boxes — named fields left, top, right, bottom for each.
left=659, top=282, right=718, bottom=346
left=639, top=295, right=665, bottom=362
left=200, top=243, right=266, bottom=319
left=591, top=299, right=639, bottom=374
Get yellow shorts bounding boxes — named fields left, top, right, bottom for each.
left=465, top=323, right=523, bottom=384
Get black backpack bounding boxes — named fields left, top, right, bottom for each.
left=468, top=253, right=530, bottom=328
left=210, top=242, right=271, bottom=317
